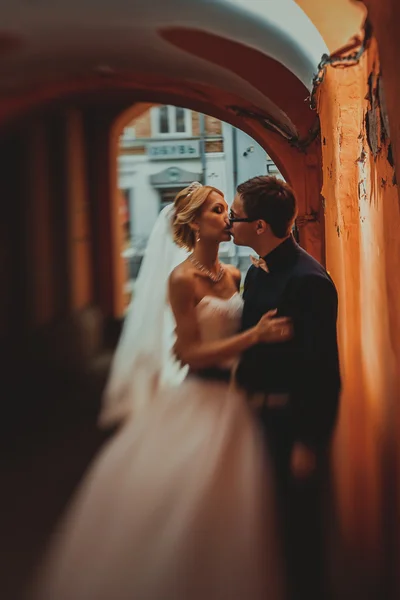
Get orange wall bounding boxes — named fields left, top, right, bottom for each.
left=317, top=38, right=400, bottom=586
left=296, top=0, right=366, bottom=52
left=362, top=3, right=400, bottom=591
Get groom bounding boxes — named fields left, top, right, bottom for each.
left=230, top=175, right=341, bottom=598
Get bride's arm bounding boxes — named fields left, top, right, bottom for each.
left=169, top=271, right=291, bottom=371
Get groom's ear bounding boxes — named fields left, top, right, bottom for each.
left=256, top=219, right=268, bottom=235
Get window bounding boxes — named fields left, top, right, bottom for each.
left=151, top=106, right=192, bottom=137
left=159, top=107, right=169, bottom=134
left=175, top=107, right=186, bottom=133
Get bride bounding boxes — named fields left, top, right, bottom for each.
left=30, top=182, right=292, bottom=600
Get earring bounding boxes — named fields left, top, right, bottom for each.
left=196, top=230, right=201, bottom=243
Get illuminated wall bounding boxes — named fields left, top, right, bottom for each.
left=317, top=37, right=400, bottom=595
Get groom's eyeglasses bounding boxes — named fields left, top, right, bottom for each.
left=229, top=211, right=256, bottom=224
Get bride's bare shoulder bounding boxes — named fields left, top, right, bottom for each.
left=169, top=261, right=196, bottom=296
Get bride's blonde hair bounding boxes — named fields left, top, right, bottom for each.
left=173, top=182, right=224, bottom=251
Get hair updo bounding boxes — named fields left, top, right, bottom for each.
left=172, top=182, right=223, bottom=251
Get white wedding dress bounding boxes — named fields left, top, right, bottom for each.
left=31, top=293, right=284, bottom=600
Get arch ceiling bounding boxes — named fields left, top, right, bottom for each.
left=0, top=0, right=328, bottom=138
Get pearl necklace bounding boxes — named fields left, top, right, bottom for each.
left=189, top=255, right=225, bottom=283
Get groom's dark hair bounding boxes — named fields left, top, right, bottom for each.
left=237, top=176, right=297, bottom=238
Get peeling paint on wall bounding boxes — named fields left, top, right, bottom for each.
left=365, top=71, right=394, bottom=172
left=378, top=76, right=391, bottom=140
left=365, top=72, right=381, bottom=158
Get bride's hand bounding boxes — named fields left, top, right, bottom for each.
left=255, top=309, right=293, bottom=343
left=173, top=338, right=186, bottom=366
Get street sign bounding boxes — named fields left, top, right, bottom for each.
left=147, top=140, right=200, bottom=160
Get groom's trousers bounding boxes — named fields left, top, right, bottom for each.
left=256, top=402, right=330, bottom=600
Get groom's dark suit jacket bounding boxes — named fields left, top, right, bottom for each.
left=235, top=235, right=341, bottom=450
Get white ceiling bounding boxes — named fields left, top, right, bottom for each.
left=0, top=0, right=328, bottom=128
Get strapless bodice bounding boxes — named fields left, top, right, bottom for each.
left=196, top=292, right=243, bottom=369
